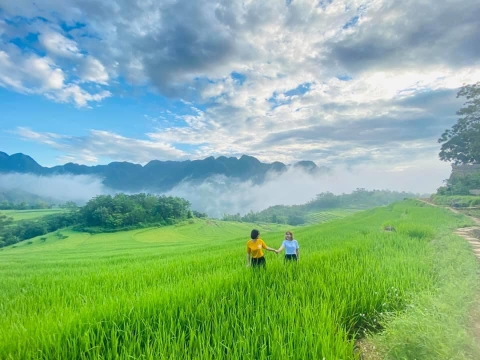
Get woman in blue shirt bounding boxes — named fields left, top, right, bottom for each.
left=276, top=230, right=300, bottom=262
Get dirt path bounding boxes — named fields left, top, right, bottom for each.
left=418, top=199, right=480, bottom=351
left=418, top=199, right=480, bottom=257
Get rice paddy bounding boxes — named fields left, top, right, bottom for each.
left=0, top=200, right=478, bottom=359
left=0, top=208, right=67, bottom=222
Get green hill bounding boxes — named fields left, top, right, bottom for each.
left=0, top=200, right=478, bottom=359
left=224, top=189, right=420, bottom=225
left=0, top=208, right=66, bottom=222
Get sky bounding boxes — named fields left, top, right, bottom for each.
left=1, top=0, right=480, bottom=180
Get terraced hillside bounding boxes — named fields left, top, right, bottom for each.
left=1, top=201, right=478, bottom=359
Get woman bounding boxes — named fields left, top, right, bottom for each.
left=276, top=231, right=300, bottom=262
left=246, top=229, right=276, bottom=268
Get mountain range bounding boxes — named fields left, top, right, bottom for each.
left=0, top=152, right=327, bottom=192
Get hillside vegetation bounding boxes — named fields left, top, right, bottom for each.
left=0, top=194, right=193, bottom=248
left=224, top=189, right=419, bottom=225
left=1, top=200, right=478, bottom=359
left=1, top=208, right=67, bottom=221
left=430, top=195, right=480, bottom=208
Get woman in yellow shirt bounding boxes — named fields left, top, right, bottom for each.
left=246, top=229, right=276, bottom=268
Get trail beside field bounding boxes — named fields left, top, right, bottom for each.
left=418, top=199, right=480, bottom=349
left=418, top=198, right=480, bottom=257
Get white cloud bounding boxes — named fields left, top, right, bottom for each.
left=79, top=56, right=109, bottom=84
left=1, top=0, right=479, bottom=166
left=39, top=31, right=81, bottom=58
left=48, top=84, right=111, bottom=107
left=0, top=173, right=108, bottom=204
left=38, top=31, right=110, bottom=84
left=0, top=48, right=64, bottom=92
left=15, top=127, right=187, bottom=164
left=0, top=44, right=110, bottom=107
left=167, top=155, right=449, bottom=217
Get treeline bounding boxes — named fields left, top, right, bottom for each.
left=437, top=172, right=480, bottom=195
left=0, top=200, right=54, bottom=210
left=305, top=189, right=419, bottom=210
left=0, top=189, right=57, bottom=210
left=223, top=189, right=419, bottom=225
left=430, top=195, right=480, bottom=208
left=77, top=194, right=192, bottom=232
left=0, top=193, right=196, bottom=248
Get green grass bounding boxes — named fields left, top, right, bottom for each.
left=0, top=200, right=478, bottom=359
left=304, top=208, right=360, bottom=224
left=0, top=208, right=67, bottom=222
left=459, top=208, right=480, bottom=218
left=364, top=227, right=480, bottom=359
left=430, top=195, right=480, bottom=207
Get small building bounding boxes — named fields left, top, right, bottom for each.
left=469, top=189, right=480, bottom=196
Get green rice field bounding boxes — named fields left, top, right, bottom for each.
left=0, top=208, right=66, bottom=222
left=0, top=200, right=479, bottom=359
left=304, top=208, right=360, bottom=224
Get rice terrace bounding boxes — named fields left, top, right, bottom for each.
left=1, top=198, right=480, bottom=359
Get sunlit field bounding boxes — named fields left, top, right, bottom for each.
left=1, top=208, right=66, bottom=222
left=1, top=200, right=478, bottom=359
left=304, top=208, right=360, bottom=224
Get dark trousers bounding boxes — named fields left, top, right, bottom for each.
left=285, top=254, right=297, bottom=261
left=251, top=256, right=266, bottom=267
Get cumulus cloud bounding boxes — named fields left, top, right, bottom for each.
left=1, top=0, right=480, bottom=166
left=0, top=44, right=110, bottom=107
left=78, top=56, right=109, bottom=84
left=322, top=0, right=480, bottom=74
left=15, top=127, right=187, bottom=164
left=0, top=48, right=64, bottom=92
left=13, top=84, right=463, bottom=166
left=38, top=31, right=81, bottom=59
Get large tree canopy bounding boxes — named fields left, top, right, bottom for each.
left=439, top=82, right=480, bottom=164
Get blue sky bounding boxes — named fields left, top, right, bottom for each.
left=0, top=0, right=479, bottom=174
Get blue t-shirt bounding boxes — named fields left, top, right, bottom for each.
left=282, top=240, right=299, bottom=255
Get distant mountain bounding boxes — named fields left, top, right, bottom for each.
left=0, top=188, right=56, bottom=206
left=0, top=152, right=44, bottom=174
left=0, top=152, right=324, bottom=192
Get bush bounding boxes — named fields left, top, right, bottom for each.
left=55, top=232, right=69, bottom=240
left=470, top=198, right=480, bottom=206
left=438, top=172, right=480, bottom=195
left=430, top=195, right=480, bottom=208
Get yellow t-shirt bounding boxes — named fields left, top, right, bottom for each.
left=247, top=239, right=267, bottom=258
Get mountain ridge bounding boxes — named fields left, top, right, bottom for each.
left=0, top=152, right=327, bottom=192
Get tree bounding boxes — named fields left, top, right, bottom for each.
left=0, top=214, right=13, bottom=229
left=439, top=82, right=480, bottom=164
left=62, top=201, right=78, bottom=209
left=287, top=213, right=305, bottom=226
